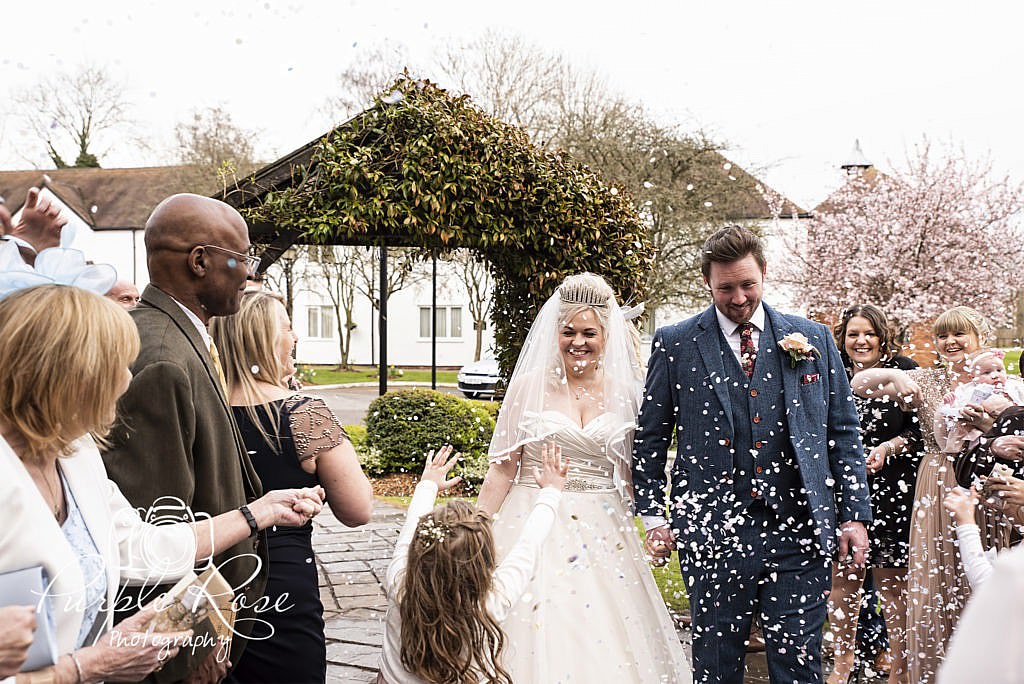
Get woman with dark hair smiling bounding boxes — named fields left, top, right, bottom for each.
left=828, top=305, right=921, bottom=684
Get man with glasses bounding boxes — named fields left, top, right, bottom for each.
left=102, top=194, right=277, bottom=684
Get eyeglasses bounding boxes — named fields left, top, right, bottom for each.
left=199, top=244, right=261, bottom=276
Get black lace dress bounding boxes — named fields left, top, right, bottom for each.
left=852, top=355, right=923, bottom=568
left=228, top=395, right=348, bottom=684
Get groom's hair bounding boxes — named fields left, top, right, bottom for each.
left=700, top=225, right=766, bottom=279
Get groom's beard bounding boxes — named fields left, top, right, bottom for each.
left=723, top=300, right=758, bottom=324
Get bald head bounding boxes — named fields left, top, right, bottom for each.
left=144, top=194, right=252, bottom=321
left=145, top=194, right=246, bottom=253
left=106, top=280, right=141, bottom=310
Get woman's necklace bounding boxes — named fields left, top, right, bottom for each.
left=31, top=461, right=62, bottom=520
left=567, top=378, right=601, bottom=401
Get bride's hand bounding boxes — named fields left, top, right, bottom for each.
left=645, top=526, right=675, bottom=567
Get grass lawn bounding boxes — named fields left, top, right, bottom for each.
left=300, top=364, right=458, bottom=385
left=1004, top=348, right=1022, bottom=374
left=373, top=494, right=689, bottom=615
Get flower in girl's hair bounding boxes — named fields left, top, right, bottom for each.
left=417, top=517, right=449, bottom=546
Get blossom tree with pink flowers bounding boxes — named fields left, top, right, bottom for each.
left=777, top=142, right=1024, bottom=336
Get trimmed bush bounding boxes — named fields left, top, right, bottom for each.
left=365, top=389, right=495, bottom=484
left=344, top=424, right=367, bottom=449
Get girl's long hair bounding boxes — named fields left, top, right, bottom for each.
left=398, top=500, right=512, bottom=684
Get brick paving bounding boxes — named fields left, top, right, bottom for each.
left=314, top=500, right=401, bottom=683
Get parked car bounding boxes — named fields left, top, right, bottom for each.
left=457, top=357, right=500, bottom=399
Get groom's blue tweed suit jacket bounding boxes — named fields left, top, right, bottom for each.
left=633, top=302, right=872, bottom=558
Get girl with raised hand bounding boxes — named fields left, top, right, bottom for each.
left=378, top=444, right=568, bottom=684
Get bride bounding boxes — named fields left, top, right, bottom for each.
left=477, top=273, right=691, bottom=683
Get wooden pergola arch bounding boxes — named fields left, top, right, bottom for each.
left=219, top=77, right=651, bottom=394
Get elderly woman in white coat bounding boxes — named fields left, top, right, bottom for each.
left=0, top=283, right=323, bottom=684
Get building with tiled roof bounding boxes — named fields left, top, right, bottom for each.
left=0, top=166, right=199, bottom=284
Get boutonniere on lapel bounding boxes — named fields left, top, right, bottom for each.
left=778, top=333, right=819, bottom=368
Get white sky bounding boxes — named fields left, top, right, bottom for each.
left=2, top=0, right=1022, bottom=209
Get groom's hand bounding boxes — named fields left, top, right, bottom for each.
left=645, top=526, right=675, bottom=567
left=837, top=521, right=869, bottom=567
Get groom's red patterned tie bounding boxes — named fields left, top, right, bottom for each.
left=739, top=323, right=757, bottom=379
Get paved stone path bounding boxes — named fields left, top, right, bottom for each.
left=314, top=500, right=402, bottom=684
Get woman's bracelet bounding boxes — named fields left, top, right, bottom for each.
left=68, top=652, right=85, bottom=684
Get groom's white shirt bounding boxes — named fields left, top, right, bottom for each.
left=715, top=303, right=764, bottom=364
left=639, top=303, right=765, bottom=532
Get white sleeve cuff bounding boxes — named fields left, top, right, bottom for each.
left=535, top=487, right=562, bottom=511
left=641, top=515, right=668, bottom=532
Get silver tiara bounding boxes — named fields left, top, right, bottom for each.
left=558, top=282, right=610, bottom=307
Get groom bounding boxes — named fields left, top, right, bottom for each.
left=633, top=226, right=871, bottom=683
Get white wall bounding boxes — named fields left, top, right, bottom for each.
left=279, top=255, right=496, bottom=368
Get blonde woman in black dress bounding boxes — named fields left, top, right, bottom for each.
left=212, top=290, right=373, bottom=683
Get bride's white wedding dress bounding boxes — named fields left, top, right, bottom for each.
left=490, top=411, right=692, bottom=683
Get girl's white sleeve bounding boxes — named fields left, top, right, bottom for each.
left=938, top=544, right=1024, bottom=683
left=384, top=481, right=438, bottom=593
left=955, top=523, right=995, bottom=590
left=485, top=487, right=561, bottom=622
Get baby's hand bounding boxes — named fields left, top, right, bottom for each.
left=943, top=486, right=979, bottom=525
left=420, top=445, right=462, bottom=491
left=532, top=444, right=569, bottom=491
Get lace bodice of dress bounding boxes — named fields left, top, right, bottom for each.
left=907, top=367, right=951, bottom=453
left=516, top=412, right=633, bottom=492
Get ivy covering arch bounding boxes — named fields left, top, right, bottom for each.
left=232, top=76, right=651, bottom=377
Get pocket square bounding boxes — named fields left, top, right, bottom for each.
left=801, top=373, right=820, bottom=385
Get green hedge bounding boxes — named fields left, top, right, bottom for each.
left=363, top=389, right=495, bottom=485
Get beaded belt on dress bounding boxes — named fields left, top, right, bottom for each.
left=517, top=477, right=616, bottom=493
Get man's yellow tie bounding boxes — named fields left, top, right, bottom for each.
left=209, top=340, right=229, bottom=397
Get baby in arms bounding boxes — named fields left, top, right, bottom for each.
left=937, top=349, right=1024, bottom=453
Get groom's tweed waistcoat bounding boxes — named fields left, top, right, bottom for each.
left=721, top=315, right=807, bottom=519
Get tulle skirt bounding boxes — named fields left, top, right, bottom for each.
left=491, top=484, right=692, bottom=683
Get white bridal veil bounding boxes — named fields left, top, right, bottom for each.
left=487, top=276, right=645, bottom=495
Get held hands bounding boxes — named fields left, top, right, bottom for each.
left=250, top=486, right=326, bottom=529
left=0, top=605, right=36, bottom=677
left=420, top=445, right=463, bottom=491
left=837, top=521, right=869, bottom=568
left=991, top=436, right=1024, bottom=460
left=645, top=526, right=676, bottom=568
left=532, top=443, right=569, bottom=491
left=77, top=601, right=192, bottom=682
left=943, top=486, right=980, bottom=525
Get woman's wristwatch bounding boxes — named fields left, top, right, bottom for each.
left=239, top=504, right=259, bottom=538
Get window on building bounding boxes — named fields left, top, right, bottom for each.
left=307, top=305, right=337, bottom=339
left=419, top=306, right=463, bottom=338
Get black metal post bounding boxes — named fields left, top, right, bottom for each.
left=431, top=250, right=437, bottom=390
left=378, top=245, right=388, bottom=396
